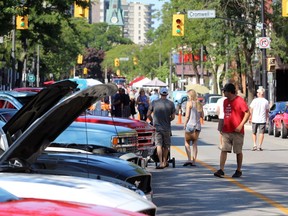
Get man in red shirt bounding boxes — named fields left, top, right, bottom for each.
left=214, top=83, right=250, bottom=178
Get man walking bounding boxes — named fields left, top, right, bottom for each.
left=147, top=87, right=176, bottom=169
left=214, top=83, right=250, bottom=178
left=249, top=86, right=269, bottom=151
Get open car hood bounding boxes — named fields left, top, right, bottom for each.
left=0, top=83, right=117, bottom=166
left=2, top=80, right=78, bottom=146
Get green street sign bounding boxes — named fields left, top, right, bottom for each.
left=27, top=73, right=35, bottom=83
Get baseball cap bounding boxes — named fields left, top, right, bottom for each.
left=221, top=83, right=236, bottom=93
left=160, top=87, right=168, bottom=95
left=257, top=86, right=265, bottom=93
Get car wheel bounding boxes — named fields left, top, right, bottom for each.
left=274, top=123, right=280, bottom=137
left=207, top=116, right=211, bottom=121
left=281, top=122, right=288, bottom=138
left=268, top=121, right=273, bottom=135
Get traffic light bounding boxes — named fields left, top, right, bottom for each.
left=77, top=54, right=83, bottom=64
left=133, top=57, right=138, bottom=65
left=172, top=14, right=184, bottom=36
left=83, top=67, right=88, bottom=74
left=74, top=1, right=89, bottom=19
left=114, top=58, right=120, bottom=67
left=16, top=15, right=28, bottom=30
left=282, top=0, right=288, bottom=17
left=116, top=69, right=121, bottom=76
left=267, top=57, right=276, bottom=72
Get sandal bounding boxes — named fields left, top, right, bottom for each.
left=258, top=148, right=263, bottom=151
left=252, top=146, right=257, bottom=151
left=183, top=162, right=193, bottom=166
left=156, top=165, right=165, bottom=169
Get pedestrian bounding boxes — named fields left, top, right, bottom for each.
left=150, top=88, right=159, bottom=103
left=214, top=83, right=250, bottom=178
left=183, top=89, right=204, bottom=166
left=249, top=86, right=269, bottom=151
left=216, top=94, right=226, bottom=150
left=112, top=88, right=124, bottom=117
left=129, top=93, right=137, bottom=119
left=136, top=88, right=150, bottom=121
left=147, top=87, right=176, bottom=169
left=120, top=88, right=131, bottom=118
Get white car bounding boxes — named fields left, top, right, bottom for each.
left=203, top=95, right=222, bottom=121
left=0, top=82, right=156, bottom=215
left=0, top=173, right=154, bottom=215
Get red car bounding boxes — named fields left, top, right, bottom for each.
left=272, top=103, right=288, bottom=138
left=76, top=115, right=155, bottom=156
left=0, top=187, right=144, bottom=216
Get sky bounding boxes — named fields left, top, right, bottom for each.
left=127, top=0, right=170, bottom=28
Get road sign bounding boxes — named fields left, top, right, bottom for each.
left=187, top=10, right=216, bottom=19
left=27, top=73, right=35, bottom=83
left=258, top=37, right=271, bottom=49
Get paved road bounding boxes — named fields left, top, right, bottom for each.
left=147, top=118, right=288, bottom=216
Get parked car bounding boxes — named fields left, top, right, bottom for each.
left=0, top=186, right=145, bottom=216
left=202, top=94, right=222, bottom=121
left=0, top=91, right=37, bottom=109
left=0, top=83, right=153, bottom=199
left=0, top=83, right=157, bottom=214
left=35, top=147, right=153, bottom=200
left=0, top=173, right=155, bottom=215
left=76, top=115, right=155, bottom=157
left=267, top=101, right=288, bottom=135
left=272, top=103, right=288, bottom=138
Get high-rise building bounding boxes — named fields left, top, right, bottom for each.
left=90, top=0, right=155, bottom=45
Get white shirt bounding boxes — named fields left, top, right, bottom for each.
left=216, top=97, right=226, bottom=119
left=249, top=97, right=269, bottom=123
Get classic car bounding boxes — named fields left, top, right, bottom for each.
left=267, top=101, right=288, bottom=135
left=0, top=186, right=145, bottom=216
left=0, top=83, right=156, bottom=215
left=0, top=173, right=155, bottom=215
left=0, top=90, right=37, bottom=109
left=272, top=103, right=288, bottom=138
left=203, top=94, right=222, bottom=121
left=75, top=115, right=155, bottom=157
left=53, top=121, right=138, bottom=154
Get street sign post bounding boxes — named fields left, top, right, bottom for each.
left=258, top=37, right=271, bottom=49
left=187, top=10, right=216, bottom=19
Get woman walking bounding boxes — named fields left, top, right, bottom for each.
left=136, top=88, right=150, bottom=121
left=183, top=89, right=204, bottom=166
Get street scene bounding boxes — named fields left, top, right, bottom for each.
left=1, top=0, right=288, bottom=215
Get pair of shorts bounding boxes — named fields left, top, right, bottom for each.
left=185, top=130, right=200, bottom=142
left=252, top=123, right=266, bottom=134
left=222, top=132, right=244, bottom=154
left=155, top=131, right=171, bottom=148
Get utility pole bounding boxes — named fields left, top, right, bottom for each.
left=261, top=0, right=267, bottom=99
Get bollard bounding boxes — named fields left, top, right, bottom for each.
left=177, top=109, right=182, bottom=124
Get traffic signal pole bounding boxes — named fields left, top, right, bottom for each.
left=261, top=0, right=267, bottom=99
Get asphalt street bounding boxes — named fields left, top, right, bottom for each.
left=147, top=118, right=288, bottom=216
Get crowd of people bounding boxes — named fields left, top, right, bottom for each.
left=89, top=82, right=268, bottom=178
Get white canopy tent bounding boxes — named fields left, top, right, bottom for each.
left=132, top=77, right=151, bottom=88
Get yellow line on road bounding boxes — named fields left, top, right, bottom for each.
left=172, top=145, right=288, bottom=215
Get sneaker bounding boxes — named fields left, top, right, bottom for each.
left=252, top=146, right=257, bottom=151
left=258, top=147, right=263, bottom=151
left=232, top=170, right=242, bottom=178
left=214, top=169, right=225, bottom=178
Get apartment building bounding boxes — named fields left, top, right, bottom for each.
left=90, top=0, right=155, bottom=45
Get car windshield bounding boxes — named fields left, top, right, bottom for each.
left=210, top=97, right=221, bottom=103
